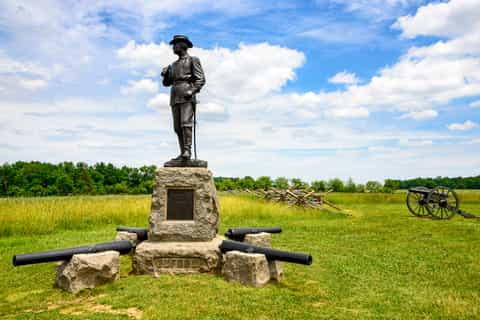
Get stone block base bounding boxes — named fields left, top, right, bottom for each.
left=55, top=251, right=120, bottom=294
left=222, top=251, right=270, bottom=287
left=243, top=232, right=283, bottom=281
left=132, top=236, right=223, bottom=275
left=115, top=231, right=139, bottom=246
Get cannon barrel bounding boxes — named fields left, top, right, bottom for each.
left=224, top=227, right=282, bottom=241
left=13, top=240, right=133, bottom=267
left=116, top=226, right=149, bottom=241
left=219, top=240, right=312, bottom=265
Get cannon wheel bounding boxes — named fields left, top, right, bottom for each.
left=406, top=187, right=430, bottom=217
left=426, top=186, right=459, bottom=220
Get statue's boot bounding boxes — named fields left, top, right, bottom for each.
left=181, top=127, right=192, bottom=160
left=172, top=131, right=184, bottom=160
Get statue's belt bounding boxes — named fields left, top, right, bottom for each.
left=173, top=80, right=192, bottom=85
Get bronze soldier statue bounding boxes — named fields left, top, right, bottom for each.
left=161, top=35, right=205, bottom=161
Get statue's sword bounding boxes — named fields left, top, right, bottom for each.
left=193, top=102, right=197, bottom=160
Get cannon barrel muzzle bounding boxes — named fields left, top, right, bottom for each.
left=219, top=240, right=312, bottom=265
left=224, top=227, right=282, bottom=241
left=13, top=240, right=133, bottom=267
left=116, top=226, right=149, bottom=241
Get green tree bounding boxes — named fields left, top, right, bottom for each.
left=290, top=178, right=308, bottom=189
left=55, top=174, right=74, bottom=195
left=255, top=176, right=272, bottom=190
left=274, top=177, right=289, bottom=190
left=311, top=180, right=326, bottom=192
left=239, top=176, right=255, bottom=190
left=327, top=178, right=344, bottom=192
left=344, top=178, right=356, bottom=193
left=366, top=181, right=382, bottom=192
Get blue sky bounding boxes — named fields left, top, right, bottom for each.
left=0, top=0, right=479, bottom=182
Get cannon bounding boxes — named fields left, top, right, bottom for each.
left=13, top=240, right=133, bottom=267
left=116, top=226, right=149, bottom=241
left=219, top=240, right=312, bottom=265
left=406, top=186, right=477, bottom=219
left=224, top=227, right=282, bottom=241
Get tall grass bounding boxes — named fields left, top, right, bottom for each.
left=0, top=195, right=150, bottom=237
left=2, top=191, right=479, bottom=238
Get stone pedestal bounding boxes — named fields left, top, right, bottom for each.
left=149, top=167, right=219, bottom=242
left=132, top=236, right=223, bottom=275
left=55, top=251, right=120, bottom=294
left=134, top=167, right=222, bottom=276
left=222, top=251, right=271, bottom=287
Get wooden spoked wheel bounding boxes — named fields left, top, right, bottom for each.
left=406, top=187, right=430, bottom=217
left=426, top=186, right=459, bottom=220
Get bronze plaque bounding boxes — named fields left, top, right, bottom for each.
left=167, top=189, right=194, bottom=220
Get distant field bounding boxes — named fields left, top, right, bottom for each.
left=0, top=193, right=479, bottom=319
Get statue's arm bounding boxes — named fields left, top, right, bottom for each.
left=191, top=57, right=205, bottom=93
left=162, top=65, right=173, bottom=87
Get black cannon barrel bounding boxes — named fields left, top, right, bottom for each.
left=224, top=227, right=282, bottom=241
left=219, top=240, right=312, bottom=265
left=13, top=240, right=133, bottom=267
left=116, top=226, right=149, bottom=241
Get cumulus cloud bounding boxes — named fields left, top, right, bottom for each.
left=117, top=41, right=305, bottom=103
left=121, top=78, right=159, bottom=95
left=328, top=71, right=360, bottom=85
left=447, top=120, right=478, bottom=131
left=399, top=109, right=438, bottom=121
left=325, top=107, right=369, bottom=119
left=147, top=93, right=170, bottom=109
left=394, top=0, right=480, bottom=39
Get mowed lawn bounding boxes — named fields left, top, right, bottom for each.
left=0, top=192, right=479, bottom=319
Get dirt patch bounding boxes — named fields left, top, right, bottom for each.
left=47, top=295, right=142, bottom=319
left=5, top=289, right=45, bottom=303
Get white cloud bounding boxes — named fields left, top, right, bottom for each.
left=447, top=120, right=478, bottom=131
left=399, top=109, right=438, bottom=120
left=325, top=107, right=369, bottom=119
left=121, top=78, right=159, bottom=95
left=394, top=0, right=480, bottom=38
left=328, top=71, right=360, bottom=85
left=117, top=41, right=306, bottom=103
left=470, top=100, right=480, bottom=108
left=201, top=102, right=226, bottom=114
left=147, top=93, right=170, bottom=109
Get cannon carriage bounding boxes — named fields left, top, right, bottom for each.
left=406, top=186, right=476, bottom=219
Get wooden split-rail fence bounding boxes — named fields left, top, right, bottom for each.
left=242, top=188, right=342, bottom=211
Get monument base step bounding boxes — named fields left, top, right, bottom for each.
left=164, top=159, right=207, bottom=168
left=132, top=236, right=223, bottom=275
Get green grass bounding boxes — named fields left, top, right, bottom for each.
left=0, top=193, right=479, bottom=319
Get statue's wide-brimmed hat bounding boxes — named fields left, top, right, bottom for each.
left=169, top=35, right=193, bottom=48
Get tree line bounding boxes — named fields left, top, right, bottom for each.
left=0, top=161, right=478, bottom=197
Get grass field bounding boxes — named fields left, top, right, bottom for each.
left=0, top=192, right=479, bottom=319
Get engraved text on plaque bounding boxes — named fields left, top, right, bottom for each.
left=167, top=189, right=194, bottom=220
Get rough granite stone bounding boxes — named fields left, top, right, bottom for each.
left=132, top=236, right=223, bottom=275
left=244, top=232, right=272, bottom=247
left=243, top=232, right=283, bottom=281
left=149, top=167, right=219, bottom=242
left=55, top=251, right=120, bottom=294
left=222, top=251, right=271, bottom=287
left=115, top=231, right=139, bottom=246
